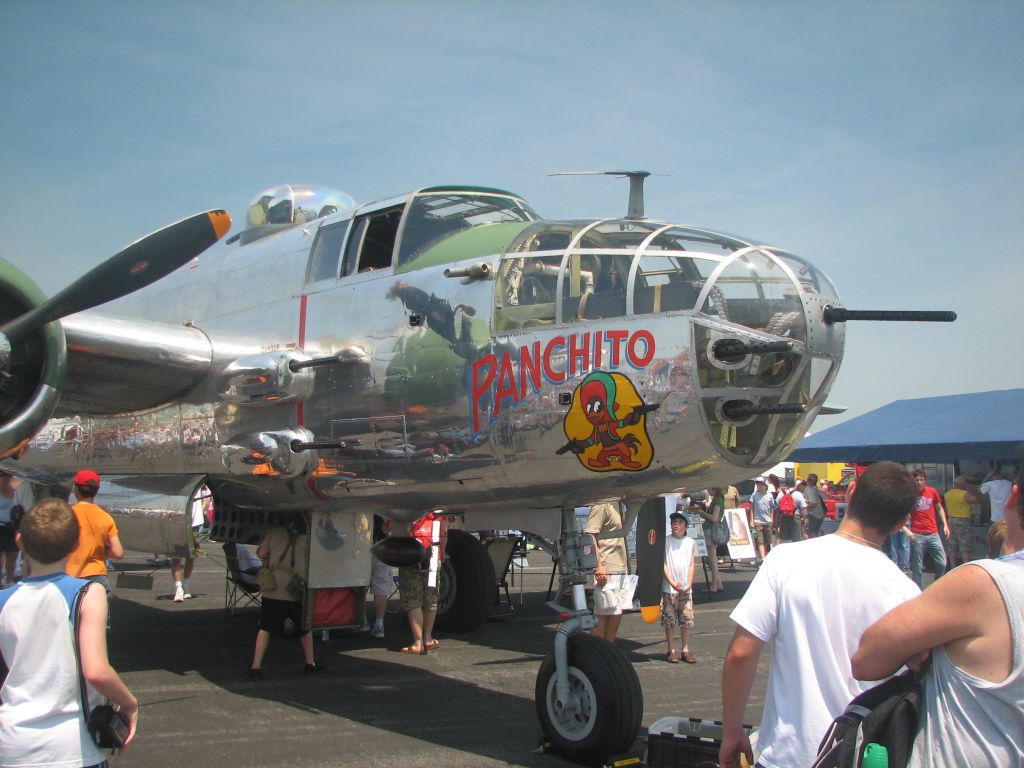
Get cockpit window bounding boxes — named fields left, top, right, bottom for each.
left=696, top=249, right=806, bottom=339
left=495, top=253, right=561, bottom=330
left=632, top=253, right=721, bottom=314
left=396, top=193, right=537, bottom=267
left=563, top=253, right=629, bottom=321
left=648, top=227, right=748, bottom=255
left=306, top=220, right=352, bottom=283
left=571, top=220, right=663, bottom=248
left=347, top=206, right=404, bottom=273
left=769, top=250, right=839, bottom=301
left=700, top=249, right=807, bottom=341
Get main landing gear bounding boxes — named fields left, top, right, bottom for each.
left=436, top=528, right=494, bottom=632
left=534, top=507, right=642, bottom=765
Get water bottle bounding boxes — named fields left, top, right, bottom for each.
left=862, top=742, right=889, bottom=768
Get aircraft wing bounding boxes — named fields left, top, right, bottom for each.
left=1, top=210, right=230, bottom=455
left=57, top=312, right=213, bottom=416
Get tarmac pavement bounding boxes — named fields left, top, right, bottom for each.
left=101, top=547, right=769, bottom=768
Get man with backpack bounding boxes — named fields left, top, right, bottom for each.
left=246, top=517, right=323, bottom=678
left=774, top=481, right=806, bottom=544
left=720, top=462, right=921, bottom=768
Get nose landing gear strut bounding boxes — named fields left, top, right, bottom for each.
left=534, top=507, right=643, bottom=765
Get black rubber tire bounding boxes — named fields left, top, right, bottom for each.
left=434, top=529, right=494, bottom=633
left=535, top=632, right=643, bottom=766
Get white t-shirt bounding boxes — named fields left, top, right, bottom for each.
left=235, top=544, right=263, bottom=586
left=662, top=535, right=695, bottom=593
left=190, top=490, right=210, bottom=528
left=789, top=489, right=807, bottom=512
left=980, top=478, right=1012, bottom=523
left=730, top=535, right=921, bottom=768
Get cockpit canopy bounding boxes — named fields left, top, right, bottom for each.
left=304, top=187, right=539, bottom=281
left=494, top=220, right=838, bottom=343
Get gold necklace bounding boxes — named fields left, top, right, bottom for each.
left=835, top=530, right=882, bottom=550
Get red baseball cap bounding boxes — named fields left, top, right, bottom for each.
left=73, top=469, right=101, bottom=487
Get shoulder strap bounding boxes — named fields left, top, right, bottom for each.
left=277, top=530, right=298, bottom=568
left=72, top=582, right=94, bottom=725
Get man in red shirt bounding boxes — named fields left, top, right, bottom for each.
left=908, top=467, right=949, bottom=587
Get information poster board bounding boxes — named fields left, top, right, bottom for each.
left=687, top=513, right=709, bottom=557
left=724, top=508, right=757, bottom=561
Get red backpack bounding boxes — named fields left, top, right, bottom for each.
left=778, top=491, right=797, bottom=517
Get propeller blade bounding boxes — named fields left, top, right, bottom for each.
left=1, top=210, right=231, bottom=344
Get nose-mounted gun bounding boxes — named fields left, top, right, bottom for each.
left=822, top=307, right=957, bottom=324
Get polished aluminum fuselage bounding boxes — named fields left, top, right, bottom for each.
left=21, top=191, right=845, bottom=545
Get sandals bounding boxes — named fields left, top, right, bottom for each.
left=666, top=650, right=679, bottom=663
left=400, top=639, right=440, bottom=655
left=680, top=651, right=697, bottom=664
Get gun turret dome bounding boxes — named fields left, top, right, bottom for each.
left=240, top=184, right=356, bottom=244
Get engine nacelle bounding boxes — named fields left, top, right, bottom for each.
left=0, top=259, right=67, bottom=458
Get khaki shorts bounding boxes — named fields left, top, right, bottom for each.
left=947, top=517, right=972, bottom=555
left=399, top=565, right=438, bottom=612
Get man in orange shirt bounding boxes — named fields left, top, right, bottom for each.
left=66, top=470, right=123, bottom=592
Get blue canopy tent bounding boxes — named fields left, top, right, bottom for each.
left=789, top=389, right=1024, bottom=463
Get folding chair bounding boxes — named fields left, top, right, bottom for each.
left=223, top=542, right=262, bottom=614
left=385, top=573, right=402, bottom=614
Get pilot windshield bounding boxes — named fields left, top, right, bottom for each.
left=396, top=192, right=538, bottom=268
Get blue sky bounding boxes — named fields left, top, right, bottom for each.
left=2, top=1, right=1021, bottom=429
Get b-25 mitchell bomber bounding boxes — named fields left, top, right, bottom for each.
left=0, top=174, right=954, bottom=763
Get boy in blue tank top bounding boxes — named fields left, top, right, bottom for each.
left=0, top=498, right=138, bottom=767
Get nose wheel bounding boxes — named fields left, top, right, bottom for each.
left=535, top=632, right=643, bottom=765
left=533, top=507, right=643, bottom=765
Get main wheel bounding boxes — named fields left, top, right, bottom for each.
left=435, top=529, right=494, bottom=633
left=535, top=632, right=643, bottom=765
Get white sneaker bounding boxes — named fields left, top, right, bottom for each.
left=370, top=625, right=385, bottom=639
left=173, top=585, right=185, bottom=602
left=182, top=581, right=192, bottom=599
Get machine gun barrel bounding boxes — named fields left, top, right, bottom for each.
left=722, top=401, right=805, bottom=420
left=712, top=339, right=792, bottom=362
left=823, top=307, right=957, bottom=325
left=291, top=439, right=352, bottom=452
